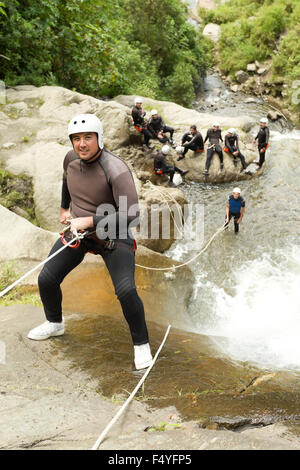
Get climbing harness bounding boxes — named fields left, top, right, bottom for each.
left=91, top=324, right=171, bottom=450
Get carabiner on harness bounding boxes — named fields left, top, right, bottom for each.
left=61, top=225, right=85, bottom=249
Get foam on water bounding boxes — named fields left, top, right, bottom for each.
left=193, top=245, right=300, bottom=370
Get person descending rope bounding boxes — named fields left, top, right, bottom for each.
left=224, top=128, right=247, bottom=171
left=27, top=114, right=153, bottom=370
left=253, top=117, right=270, bottom=168
left=225, top=187, right=245, bottom=234
left=203, top=122, right=224, bottom=175
left=153, top=145, right=189, bottom=187
left=176, top=125, right=204, bottom=161
left=131, top=97, right=153, bottom=149
left=148, top=110, right=175, bottom=145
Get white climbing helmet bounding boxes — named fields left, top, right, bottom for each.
left=162, top=145, right=170, bottom=155
left=68, top=114, right=104, bottom=149
left=260, top=117, right=268, bottom=124
left=227, top=128, right=236, bottom=134
left=176, top=145, right=184, bottom=154
left=233, top=187, right=241, bottom=194
left=134, top=96, right=143, bottom=105
left=151, top=109, right=158, bottom=116
left=213, top=122, right=220, bottom=128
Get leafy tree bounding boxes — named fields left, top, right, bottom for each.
left=0, top=0, right=210, bottom=106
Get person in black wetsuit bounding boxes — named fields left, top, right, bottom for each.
left=176, top=125, right=204, bottom=161
left=131, top=97, right=153, bottom=149
left=148, top=110, right=175, bottom=145
left=253, top=117, right=270, bottom=168
left=203, top=122, right=224, bottom=174
left=27, top=114, right=153, bottom=370
left=153, top=145, right=189, bottom=187
left=225, top=187, right=245, bottom=233
left=224, top=128, right=247, bottom=171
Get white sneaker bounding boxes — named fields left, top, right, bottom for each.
left=27, top=320, right=65, bottom=341
left=134, top=343, right=153, bottom=370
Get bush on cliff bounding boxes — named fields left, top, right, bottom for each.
left=200, top=0, right=300, bottom=117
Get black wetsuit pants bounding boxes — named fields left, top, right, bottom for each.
left=142, top=128, right=152, bottom=145
left=162, top=165, right=183, bottom=182
left=182, top=135, right=203, bottom=156
left=205, top=145, right=223, bottom=171
left=258, top=144, right=267, bottom=167
left=225, top=211, right=241, bottom=233
left=228, top=146, right=247, bottom=169
left=38, top=237, right=149, bottom=345
left=155, top=125, right=174, bottom=143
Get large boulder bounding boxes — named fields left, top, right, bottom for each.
left=114, top=94, right=255, bottom=132
left=0, top=205, right=57, bottom=261
left=203, top=23, right=221, bottom=43
left=134, top=182, right=188, bottom=253
left=115, top=97, right=257, bottom=183
left=1, top=85, right=131, bottom=152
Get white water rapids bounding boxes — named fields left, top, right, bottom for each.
left=168, top=128, right=300, bottom=371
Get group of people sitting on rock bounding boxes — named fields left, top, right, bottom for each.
left=132, top=97, right=270, bottom=184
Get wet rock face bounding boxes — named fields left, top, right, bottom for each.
left=30, top=300, right=300, bottom=426
left=61, top=245, right=194, bottom=330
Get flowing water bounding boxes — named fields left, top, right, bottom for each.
left=168, top=78, right=300, bottom=372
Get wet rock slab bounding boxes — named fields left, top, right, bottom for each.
left=47, top=306, right=300, bottom=427
left=1, top=304, right=300, bottom=450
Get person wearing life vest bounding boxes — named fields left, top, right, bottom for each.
left=153, top=145, right=189, bottom=187
left=148, top=110, right=175, bottom=145
left=176, top=125, right=204, bottom=161
left=224, top=128, right=247, bottom=171
left=253, top=117, right=270, bottom=168
left=27, top=114, right=153, bottom=371
left=225, top=187, right=245, bottom=233
left=203, top=122, right=224, bottom=174
left=131, top=97, right=153, bottom=149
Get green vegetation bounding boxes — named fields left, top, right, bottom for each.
left=0, top=168, right=38, bottom=225
left=0, top=0, right=212, bottom=107
left=0, top=262, right=41, bottom=306
left=200, top=0, right=300, bottom=116
left=145, top=422, right=181, bottom=432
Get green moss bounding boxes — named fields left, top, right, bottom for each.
left=0, top=167, right=39, bottom=225
left=0, top=262, right=41, bottom=306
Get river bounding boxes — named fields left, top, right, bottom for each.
left=167, top=73, right=300, bottom=372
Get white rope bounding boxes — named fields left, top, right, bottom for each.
left=147, top=181, right=183, bottom=237
left=91, top=325, right=171, bottom=450
left=135, top=180, right=226, bottom=271
left=0, top=229, right=87, bottom=298
left=135, top=224, right=226, bottom=271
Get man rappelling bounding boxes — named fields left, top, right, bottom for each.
left=27, top=114, right=153, bottom=370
